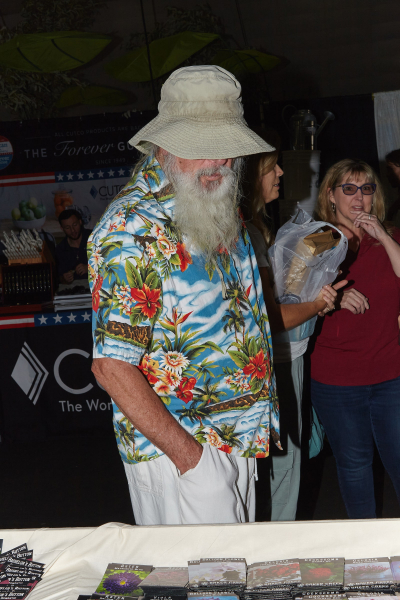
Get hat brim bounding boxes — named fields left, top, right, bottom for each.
left=128, top=114, right=275, bottom=159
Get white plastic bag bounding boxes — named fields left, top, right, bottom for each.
left=268, top=208, right=348, bottom=342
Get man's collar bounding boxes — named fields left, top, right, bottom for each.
left=139, top=155, right=175, bottom=208
left=140, top=155, right=170, bottom=192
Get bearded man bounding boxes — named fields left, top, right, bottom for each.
left=88, top=65, right=280, bottom=525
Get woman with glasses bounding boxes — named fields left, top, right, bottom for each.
left=311, top=158, right=400, bottom=518
left=242, top=146, right=345, bottom=521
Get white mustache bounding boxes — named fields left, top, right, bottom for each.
left=195, top=166, right=234, bottom=178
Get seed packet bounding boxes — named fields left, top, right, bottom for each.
left=299, top=558, right=345, bottom=588
left=344, top=559, right=393, bottom=588
left=95, top=563, right=153, bottom=598
left=187, top=592, right=240, bottom=600
left=188, top=562, right=202, bottom=588
left=141, top=567, right=189, bottom=589
left=390, top=558, right=400, bottom=585
left=247, top=560, right=301, bottom=588
left=347, top=595, right=396, bottom=598
left=141, top=566, right=189, bottom=597
left=197, top=559, right=247, bottom=588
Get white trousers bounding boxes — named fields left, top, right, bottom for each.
left=123, top=444, right=256, bottom=525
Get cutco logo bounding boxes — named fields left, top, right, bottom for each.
left=12, top=346, right=104, bottom=404
left=54, top=349, right=94, bottom=394
left=11, top=342, right=49, bottom=405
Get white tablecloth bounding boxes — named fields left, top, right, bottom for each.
left=2, top=519, right=399, bottom=600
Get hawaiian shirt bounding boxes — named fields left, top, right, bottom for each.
left=88, top=156, right=280, bottom=464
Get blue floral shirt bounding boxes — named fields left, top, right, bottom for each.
left=88, top=157, right=280, bottom=463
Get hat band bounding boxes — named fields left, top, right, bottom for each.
left=158, top=100, right=244, bottom=119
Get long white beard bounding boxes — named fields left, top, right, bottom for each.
left=162, top=153, right=242, bottom=260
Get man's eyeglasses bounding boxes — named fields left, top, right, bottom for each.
left=334, top=183, right=376, bottom=195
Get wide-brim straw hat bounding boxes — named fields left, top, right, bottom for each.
left=128, top=65, right=275, bottom=159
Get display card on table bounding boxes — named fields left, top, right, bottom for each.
left=247, top=560, right=301, bottom=589
left=95, top=563, right=153, bottom=598
left=298, top=558, right=344, bottom=590
left=199, top=559, right=247, bottom=588
left=188, top=559, right=246, bottom=590
left=187, top=592, right=240, bottom=600
left=344, top=559, right=394, bottom=590
left=296, top=594, right=348, bottom=600
left=346, top=592, right=394, bottom=600
left=188, top=562, right=202, bottom=587
left=0, top=587, right=31, bottom=599
left=0, top=544, right=44, bottom=600
left=390, top=557, right=400, bottom=588
left=92, top=595, right=138, bottom=600
left=140, top=566, right=188, bottom=597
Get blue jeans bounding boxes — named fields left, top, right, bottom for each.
left=311, top=375, right=400, bottom=519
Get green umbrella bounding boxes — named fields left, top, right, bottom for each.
left=56, top=85, right=129, bottom=108
left=212, top=48, right=281, bottom=77
left=0, top=32, right=112, bottom=72
left=104, top=31, right=219, bottom=82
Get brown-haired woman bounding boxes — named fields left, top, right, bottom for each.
left=242, top=151, right=346, bottom=521
left=311, top=158, right=400, bottom=518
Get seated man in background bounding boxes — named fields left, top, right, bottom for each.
left=56, top=209, right=91, bottom=284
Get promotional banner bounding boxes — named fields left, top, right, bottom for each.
left=0, top=310, right=114, bottom=443
left=0, top=111, right=156, bottom=222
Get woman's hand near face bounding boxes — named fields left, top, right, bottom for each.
left=353, top=211, right=388, bottom=242
left=340, top=288, right=370, bottom=314
left=353, top=211, right=400, bottom=278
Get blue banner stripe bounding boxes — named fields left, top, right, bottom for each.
left=54, top=167, right=131, bottom=183
left=34, top=310, right=92, bottom=327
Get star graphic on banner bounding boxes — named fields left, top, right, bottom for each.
left=67, top=313, right=77, bottom=323
left=53, top=314, right=63, bottom=324
left=67, top=173, right=73, bottom=180
left=88, top=171, right=94, bottom=179
left=57, top=173, right=64, bottom=181
left=82, top=311, right=91, bottom=322
left=118, top=168, right=125, bottom=176
left=108, top=169, right=115, bottom=177
left=77, top=172, right=84, bottom=180
left=38, top=315, right=47, bottom=325
left=97, top=170, right=104, bottom=178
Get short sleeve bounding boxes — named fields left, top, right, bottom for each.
left=88, top=210, right=162, bottom=366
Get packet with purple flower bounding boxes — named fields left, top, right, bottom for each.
left=95, top=563, right=153, bottom=598
left=344, top=558, right=394, bottom=591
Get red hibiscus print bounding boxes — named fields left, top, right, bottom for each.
left=92, top=276, right=103, bottom=313
left=243, top=350, right=267, bottom=380
left=131, top=283, right=161, bottom=318
left=176, top=377, right=196, bottom=403
left=219, top=444, right=233, bottom=454
left=176, top=242, right=192, bottom=272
